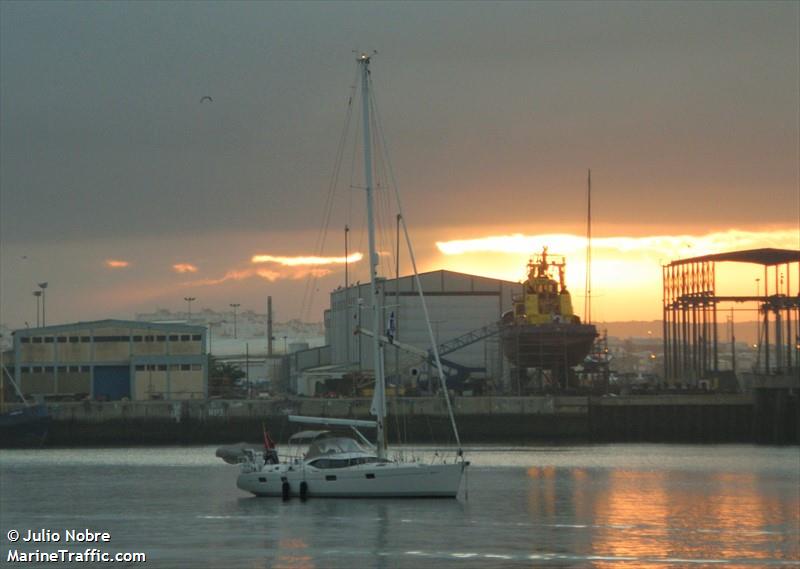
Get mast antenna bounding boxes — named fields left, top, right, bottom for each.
left=584, top=169, right=592, bottom=324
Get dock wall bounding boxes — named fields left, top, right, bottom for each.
left=10, top=393, right=794, bottom=447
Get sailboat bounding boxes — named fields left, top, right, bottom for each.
left=231, top=54, right=467, bottom=498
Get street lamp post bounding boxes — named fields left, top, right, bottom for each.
left=184, top=297, right=196, bottom=319
left=37, top=282, right=48, bottom=327
left=755, top=278, right=761, bottom=348
left=229, top=303, right=240, bottom=338
left=33, top=291, right=42, bottom=327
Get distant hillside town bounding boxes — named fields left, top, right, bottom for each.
left=135, top=308, right=325, bottom=353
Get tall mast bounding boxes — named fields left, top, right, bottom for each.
left=359, top=53, right=387, bottom=458
left=584, top=169, right=592, bottom=324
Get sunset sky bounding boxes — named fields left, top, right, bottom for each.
left=1, top=1, right=798, bottom=329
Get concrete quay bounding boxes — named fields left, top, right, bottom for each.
left=5, top=393, right=794, bottom=447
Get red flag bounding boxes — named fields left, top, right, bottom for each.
left=262, top=422, right=275, bottom=450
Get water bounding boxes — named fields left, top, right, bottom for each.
left=1, top=445, right=798, bottom=568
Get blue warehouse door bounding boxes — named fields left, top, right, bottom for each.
left=93, top=366, right=131, bottom=401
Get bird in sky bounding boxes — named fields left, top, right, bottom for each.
left=200, top=96, right=213, bottom=103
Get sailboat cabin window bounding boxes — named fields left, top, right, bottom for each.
left=309, top=457, right=386, bottom=469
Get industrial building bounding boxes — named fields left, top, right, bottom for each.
left=304, top=270, right=522, bottom=395
left=9, top=320, right=208, bottom=401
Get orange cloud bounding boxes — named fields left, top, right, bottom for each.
left=173, top=263, right=198, bottom=273
left=183, top=251, right=360, bottom=288
left=189, top=266, right=331, bottom=287
left=105, top=259, right=130, bottom=268
left=251, top=253, right=363, bottom=266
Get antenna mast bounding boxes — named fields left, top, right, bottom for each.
left=584, top=169, right=592, bottom=324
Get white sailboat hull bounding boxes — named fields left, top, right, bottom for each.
left=224, top=57, right=468, bottom=501
left=237, top=461, right=465, bottom=498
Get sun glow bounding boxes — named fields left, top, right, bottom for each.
left=434, top=228, right=798, bottom=321
left=104, top=259, right=129, bottom=268
left=436, top=229, right=798, bottom=259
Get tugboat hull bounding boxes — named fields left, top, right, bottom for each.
left=501, top=322, right=597, bottom=369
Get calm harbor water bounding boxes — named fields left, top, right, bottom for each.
left=1, top=444, right=798, bottom=568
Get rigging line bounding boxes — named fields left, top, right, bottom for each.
left=381, top=199, right=397, bottom=279
left=369, top=83, right=397, bottom=279
left=375, top=178, right=395, bottom=279
left=370, top=75, right=462, bottom=452
left=301, top=134, right=349, bottom=319
left=347, top=89, right=362, bottom=230
left=377, top=151, right=397, bottom=278
left=363, top=75, right=384, bottom=277
left=300, top=66, right=359, bottom=320
left=302, top=67, right=358, bottom=317
left=351, top=219, right=370, bottom=288
left=370, top=74, right=396, bottom=275
left=347, top=88, right=369, bottom=288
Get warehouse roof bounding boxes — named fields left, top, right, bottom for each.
left=668, top=248, right=800, bottom=267
left=12, top=319, right=206, bottom=336
left=331, top=269, right=521, bottom=297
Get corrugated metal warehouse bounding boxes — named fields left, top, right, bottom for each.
left=10, top=320, right=207, bottom=401
left=323, top=270, right=521, bottom=389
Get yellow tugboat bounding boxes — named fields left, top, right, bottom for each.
left=501, top=247, right=597, bottom=385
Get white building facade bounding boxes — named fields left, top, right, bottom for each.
left=325, top=270, right=521, bottom=386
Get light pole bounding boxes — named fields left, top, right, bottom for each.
left=184, top=297, right=196, bottom=319
left=755, top=278, right=761, bottom=348
left=33, top=291, right=42, bottom=327
left=229, top=303, right=240, bottom=338
left=37, top=282, right=48, bottom=326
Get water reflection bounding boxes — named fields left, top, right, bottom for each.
left=2, top=446, right=796, bottom=568
left=273, top=537, right=313, bottom=569
left=527, top=466, right=800, bottom=567
left=593, top=469, right=671, bottom=564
